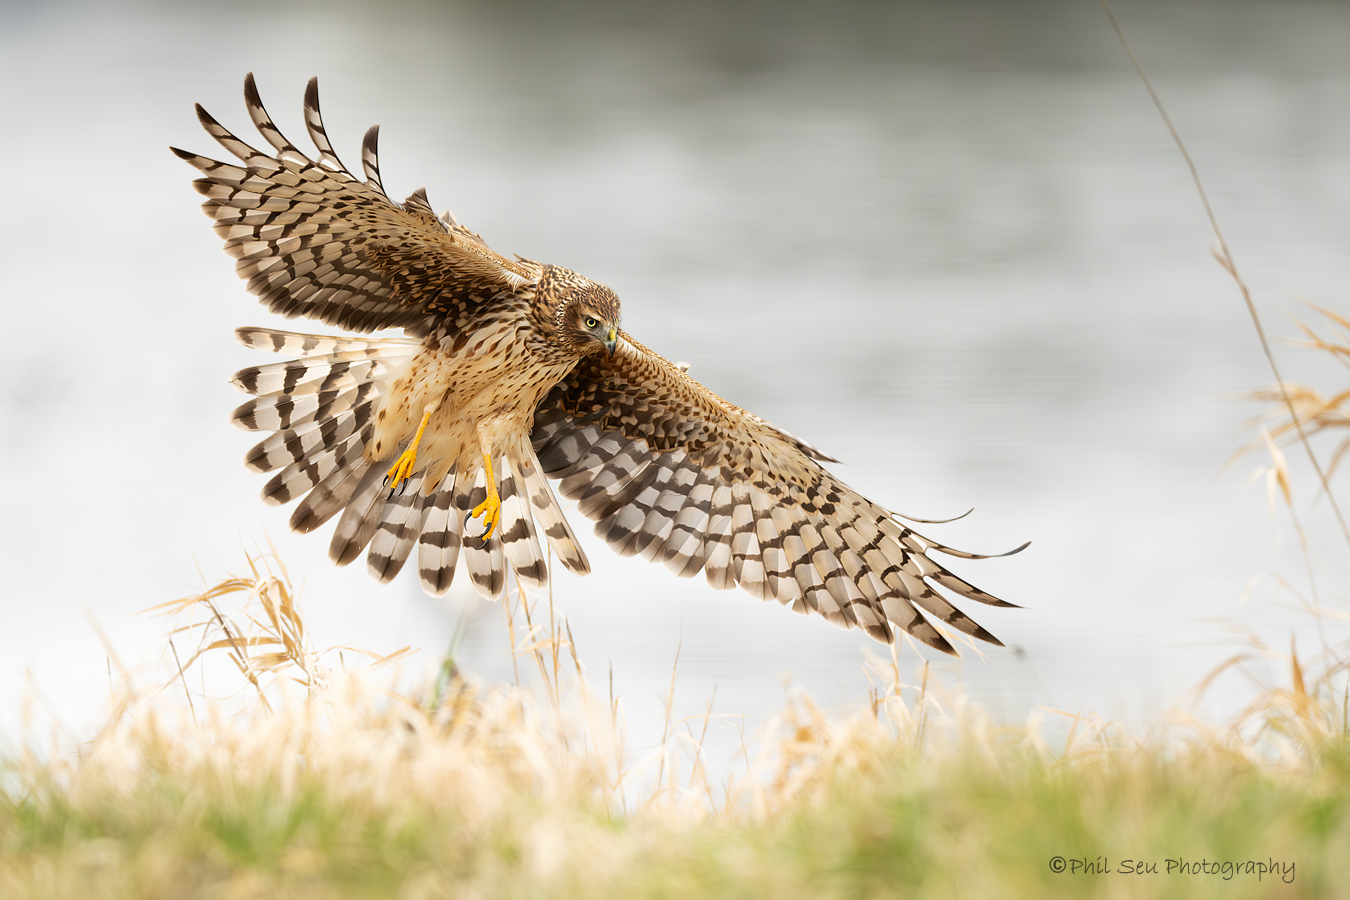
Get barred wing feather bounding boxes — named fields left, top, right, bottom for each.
left=531, top=333, right=1024, bottom=655
left=171, top=73, right=537, bottom=336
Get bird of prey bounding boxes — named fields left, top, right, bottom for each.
left=174, top=75, right=1024, bottom=655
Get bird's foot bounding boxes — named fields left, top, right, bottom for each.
left=466, top=451, right=501, bottom=542
left=468, top=485, right=502, bottom=542
left=382, top=407, right=436, bottom=499
left=383, top=447, right=419, bottom=498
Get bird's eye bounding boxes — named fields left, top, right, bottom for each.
left=584, top=317, right=599, bottom=329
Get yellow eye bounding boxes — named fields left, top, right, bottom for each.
left=584, top=317, right=599, bottom=329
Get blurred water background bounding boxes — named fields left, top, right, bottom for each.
left=2, top=0, right=1348, bottom=771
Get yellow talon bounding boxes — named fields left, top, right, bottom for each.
left=469, top=452, right=502, bottom=541
left=384, top=407, right=434, bottom=497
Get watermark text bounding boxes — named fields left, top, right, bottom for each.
left=1047, top=856, right=1294, bottom=883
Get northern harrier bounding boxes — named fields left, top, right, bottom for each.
left=174, top=75, right=1024, bottom=655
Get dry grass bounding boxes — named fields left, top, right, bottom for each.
left=1239, top=305, right=1350, bottom=489
left=1, top=551, right=1348, bottom=899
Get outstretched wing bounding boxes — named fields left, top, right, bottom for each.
left=172, top=73, right=538, bottom=336
left=531, top=333, right=1024, bottom=655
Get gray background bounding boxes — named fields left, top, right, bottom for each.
left=2, top=0, right=1347, bottom=768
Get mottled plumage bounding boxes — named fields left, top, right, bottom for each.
left=175, top=74, right=1025, bottom=655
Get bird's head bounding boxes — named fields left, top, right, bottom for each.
left=549, top=268, right=621, bottom=359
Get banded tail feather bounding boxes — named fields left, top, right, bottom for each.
left=459, top=473, right=506, bottom=598
left=231, top=328, right=587, bottom=600
left=417, top=472, right=462, bottom=597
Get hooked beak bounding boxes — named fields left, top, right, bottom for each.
left=604, top=327, right=617, bottom=359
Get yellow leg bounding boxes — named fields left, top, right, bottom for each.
left=469, top=452, right=502, bottom=541
left=384, top=407, right=434, bottom=496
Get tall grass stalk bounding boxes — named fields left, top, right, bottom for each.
left=2, top=556, right=1348, bottom=898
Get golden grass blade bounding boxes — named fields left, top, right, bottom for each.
left=1102, top=0, right=1350, bottom=551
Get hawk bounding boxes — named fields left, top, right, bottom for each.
left=174, top=75, right=1025, bottom=655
